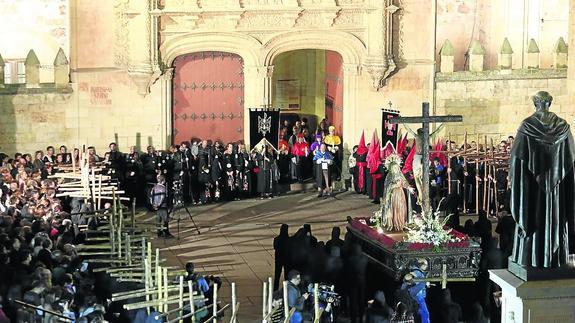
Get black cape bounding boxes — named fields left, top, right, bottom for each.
left=510, top=110, right=575, bottom=268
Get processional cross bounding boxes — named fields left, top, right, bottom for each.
left=389, top=102, right=463, bottom=214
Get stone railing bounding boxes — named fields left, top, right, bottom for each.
left=0, top=48, right=72, bottom=94
left=437, top=37, right=568, bottom=77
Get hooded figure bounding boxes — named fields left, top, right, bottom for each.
left=353, top=131, right=369, bottom=193
left=365, top=291, right=393, bottom=323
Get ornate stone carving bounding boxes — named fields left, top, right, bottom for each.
left=114, top=0, right=130, bottom=67
left=197, top=12, right=243, bottom=29
left=165, top=15, right=201, bottom=32
left=295, top=9, right=338, bottom=28
left=237, top=11, right=299, bottom=29
left=241, top=0, right=299, bottom=7
left=332, top=9, right=365, bottom=27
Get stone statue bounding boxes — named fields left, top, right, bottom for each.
left=404, top=124, right=444, bottom=207
left=509, top=91, right=575, bottom=271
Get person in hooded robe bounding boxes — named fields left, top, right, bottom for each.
left=365, top=291, right=394, bottom=323
left=439, top=289, right=462, bottom=323
left=273, top=224, right=290, bottom=291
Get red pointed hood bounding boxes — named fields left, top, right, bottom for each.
left=402, top=140, right=416, bottom=174
left=356, top=131, right=368, bottom=155
left=380, top=141, right=396, bottom=161
left=367, top=131, right=381, bottom=172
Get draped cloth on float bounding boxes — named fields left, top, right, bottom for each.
left=510, top=110, right=575, bottom=268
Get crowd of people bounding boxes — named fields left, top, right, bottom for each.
left=348, top=132, right=515, bottom=217
left=271, top=212, right=515, bottom=323
left=0, top=147, right=110, bottom=321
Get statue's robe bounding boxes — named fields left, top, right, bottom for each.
left=510, top=110, right=575, bottom=268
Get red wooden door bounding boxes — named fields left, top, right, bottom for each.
left=172, top=52, right=244, bottom=144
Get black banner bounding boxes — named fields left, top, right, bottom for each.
left=382, top=108, right=401, bottom=149
left=249, top=108, right=280, bottom=151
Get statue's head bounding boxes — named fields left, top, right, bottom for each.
left=417, top=128, right=423, bottom=136
left=532, top=91, right=553, bottom=111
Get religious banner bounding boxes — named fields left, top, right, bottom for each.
left=249, top=108, right=280, bottom=150
left=382, top=108, right=400, bottom=149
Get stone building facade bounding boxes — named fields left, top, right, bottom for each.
left=0, top=0, right=574, bottom=156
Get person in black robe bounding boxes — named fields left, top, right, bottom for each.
left=509, top=91, right=575, bottom=268
left=439, top=289, right=462, bottom=323
left=273, top=224, right=290, bottom=291
left=197, top=140, right=212, bottom=204
left=222, top=144, right=236, bottom=201
left=256, top=145, right=277, bottom=199
left=345, top=243, right=368, bottom=323
left=495, top=214, right=516, bottom=261
left=365, top=291, right=393, bottom=323
left=325, top=227, right=344, bottom=253
left=108, top=142, right=125, bottom=182
left=234, top=143, right=252, bottom=198
left=211, top=142, right=224, bottom=201
left=124, top=148, right=143, bottom=202
left=479, top=237, right=504, bottom=323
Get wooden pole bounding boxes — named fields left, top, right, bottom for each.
left=179, top=276, right=184, bottom=323
left=262, top=282, right=268, bottom=319
left=163, top=267, right=169, bottom=313
left=212, top=283, right=218, bottom=323
left=144, top=258, right=151, bottom=314
left=313, top=283, right=319, bottom=320
left=268, top=277, right=273, bottom=314
left=188, top=280, right=196, bottom=323
left=282, top=281, right=289, bottom=320
left=125, top=233, right=132, bottom=266
left=156, top=266, right=163, bottom=311
left=98, top=174, right=103, bottom=210
left=132, top=198, right=136, bottom=229
left=463, top=132, right=468, bottom=213
left=475, top=133, right=480, bottom=214
left=155, top=248, right=161, bottom=287
left=447, top=133, right=452, bottom=195
left=111, top=187, right=116, bottom=255
left=231, top=282, right=237, bottom=323
left=483, top=135, right=489, bottom=211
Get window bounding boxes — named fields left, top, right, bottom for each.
left=3, top=59, right=25, bottom=84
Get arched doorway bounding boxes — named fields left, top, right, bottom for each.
left=172, top=51, right=245, bottom=144
left=271, top=49, right=343, bottom=138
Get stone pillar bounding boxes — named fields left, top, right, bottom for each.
left=243, top=65, right=269, bottom=148
left=0, top=52, right=4, bottom=87
left=499, top=38, right=514, bottom=70
left=53, top=48, right=69, bottom=87
left=25, top=49, right=40, bottom=88
left=439, top=40, right=454, bottom=73
left=490, top=270, right=575, bottom=323
left=160, top=68, right=174, bottom=149
left=526, top=39, right=540, bottom=69
left=342, top=63, right=360, bottom=182
left=554, top=37, right=568, bottom=69
left=469, top=41, right=485, bottom=72
left=125, top=0, right=157, bottom=96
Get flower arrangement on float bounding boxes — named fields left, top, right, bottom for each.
left=405, top=211, right=461, bottom=252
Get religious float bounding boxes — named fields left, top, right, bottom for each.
left=347, top=214, right=482, bottom=282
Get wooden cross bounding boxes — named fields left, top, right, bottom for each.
left=412, top=264, right=475, bottom=289
left=389, top=102, right=463, bottom=214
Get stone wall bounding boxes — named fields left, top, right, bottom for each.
left=436, top=69, right=569, bottom=144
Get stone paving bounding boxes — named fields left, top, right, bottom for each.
left=150, top=191, right=375, bottom=322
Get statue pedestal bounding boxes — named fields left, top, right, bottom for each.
left=489, top=269, right=575, bottom=322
